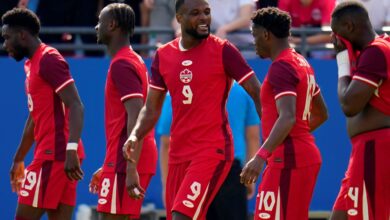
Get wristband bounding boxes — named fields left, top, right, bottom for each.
left=256, top=147, right=271, bottom=161
left=336, top=50, right=351, bottom=78
left=66, top=142, right=78, bottom=151
left=128, top=135, right=138, bottom=142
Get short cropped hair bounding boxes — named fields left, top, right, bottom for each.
left=251, top=7, right=291, bottom=39
left=1, top=8, right=40, bottom=36
left=332, top=1, right=369, bottom=21
left=107, top=3, right=135, bottom=36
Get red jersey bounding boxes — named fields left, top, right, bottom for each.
left=261, top=48, right=321, bottom=168
left=24, top=43, right=84, bottom=161
left=150, top=35, right=254, bottom=164
left=352, top=36, right=390, bottom=115
left=278, top=0, right=335, bottom=27
left=103, top=46, right=157, bottom=173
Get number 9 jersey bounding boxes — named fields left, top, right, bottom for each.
left=150, top=35, right=254, bottom=165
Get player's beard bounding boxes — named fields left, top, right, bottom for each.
left=184, top=26, right=210, bottom=39
left=12, top=44, right=28, bottom=62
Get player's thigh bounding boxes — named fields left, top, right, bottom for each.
left=255, top=164, right=320, bottom=220
left=46, top=203, right=74, bottom=220
left=15, top=203, right=45, bottom=220
left=97, top=172, right=153, bottom=218
left=18, top=160, right=72, bottom=210
left=172, top=157, right=232, bottom=220
left=329, top=210, right=348, bottom=220
left=98, top=212, right=129, bottom=220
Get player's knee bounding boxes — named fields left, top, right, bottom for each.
left=172, top=211, right=191, bottom=220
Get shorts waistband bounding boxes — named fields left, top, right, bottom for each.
left=351, top=127, right=390, bottom=143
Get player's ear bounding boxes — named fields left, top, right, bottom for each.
left=108, top=19, right=117, bottom=31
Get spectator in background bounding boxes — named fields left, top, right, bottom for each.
left=143, top=0, right=177, bottom=56
left=337, top=0, right=390, bottom=31
left=256, top=0, right=278, bottom=9
left=209, top=0, right=256, bottom=57
left=157, top=83, right=261, bottom=219
left=279, top=0, right=336, bottom=58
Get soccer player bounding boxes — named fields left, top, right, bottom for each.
left=88, top=3, right=158, bottom=219
left=157, top=84, right=260, bottom=220
left=329, top=2, right=390, bottom=219
left=240, top=7, right=328, bottom=219
left=2, top=8, right=85, bottom=220
left=123, top=0, right=263, bottom=219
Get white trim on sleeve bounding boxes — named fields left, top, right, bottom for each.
left=274, top=91, right=297, bottom=100
left=120, top=93, right=144, bottom=101
left=353, top=75, right=379, bottom=87
left=237, top=71, right=254, bottom=84
left=149, top=84, right=166, bottom=91
left=55, top=79, right=74, bottom=93
left=313, top=88, right=321, bottom=97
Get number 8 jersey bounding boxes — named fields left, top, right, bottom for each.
left=150, top=35, right=254, bottom=164
left=261, top=48, right=322, bottom=168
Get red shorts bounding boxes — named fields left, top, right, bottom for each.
left=96, top=172, right=153, bottom=218
left=166, top=157, right=232, bottom=220
left=333, top=128, right=390, bottom=219
left=254, top=164, right=320, bottom=220
left=18, top=159, right=78, bottom=209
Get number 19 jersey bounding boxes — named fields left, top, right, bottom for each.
left=150, top=35, right=254, bottom=164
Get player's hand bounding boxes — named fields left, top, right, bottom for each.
left=123, top=135, right=138, bottom=162
left=126, top=166, right=145, bottom=200
left=240, top=155, right=265, bottom=187
left=246, top=183, right=256, bottom=200
left=64, top=150, right=84, bottom=181
left=89, top=167, right=102, bottom=194
left=10, top=161, right=25, bottom=195
left=331, top=33, right=347, bottom=53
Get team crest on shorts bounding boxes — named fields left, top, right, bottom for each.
left=180, top=69, right=193, bottom=84
left=19, top=190, right=29, bottom=197
left=98, top=198, right=108, bottom=205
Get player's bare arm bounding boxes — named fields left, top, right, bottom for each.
left=58, top=83, right=84, bottom=181
left=123, top=89, right=166, bottom=160
left=240, top=96, right=296, bottom=186
left=10, top=114, right=34, bottom=194
left=309, top=93, right=328, bottom=132
left=240, top=75, right=262, bottom=118
left=123, top=98, right=146, bottom=199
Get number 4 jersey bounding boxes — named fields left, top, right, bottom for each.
left=150, top=35, right=254, bottom=164
left=261, top=48, right=322, bottom=168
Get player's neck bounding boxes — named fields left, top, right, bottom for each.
left=107, top=38, right=130, bottom=57
left=27, top=38, right=42, bottom=59
left=357, top=31, right=376, bottom=50
left=270, top=40, right=290, bottom=61
left=180, top=35, right=204, bottom=50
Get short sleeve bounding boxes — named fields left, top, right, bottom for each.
left=39, top=53, right=74, bottom=93
left=157, top=94, right=172, bottom=136
left=268, top=61, right=299, bottom=99
left=110, top=60, right=143, bottom=102
left=222, top=42, right=254, bottom=84
left=245, top=96, right=260, bottom=126
left=150, top=51, right=167, bottom=91
left=353, top=46, right=388, bottom=88
left=313, top=84, right=321, bottom=97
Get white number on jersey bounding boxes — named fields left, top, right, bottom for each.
left=182, top=85, right=193, bottom=104
left=258, top=191, right=276, bottom=211
left=100, top=178, right=110, bottom=197
left=302, top=74, right=316, bottom=120
left=187, top=181, right=201, bottom=201
left=23, top=171, right=37, bottom=190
